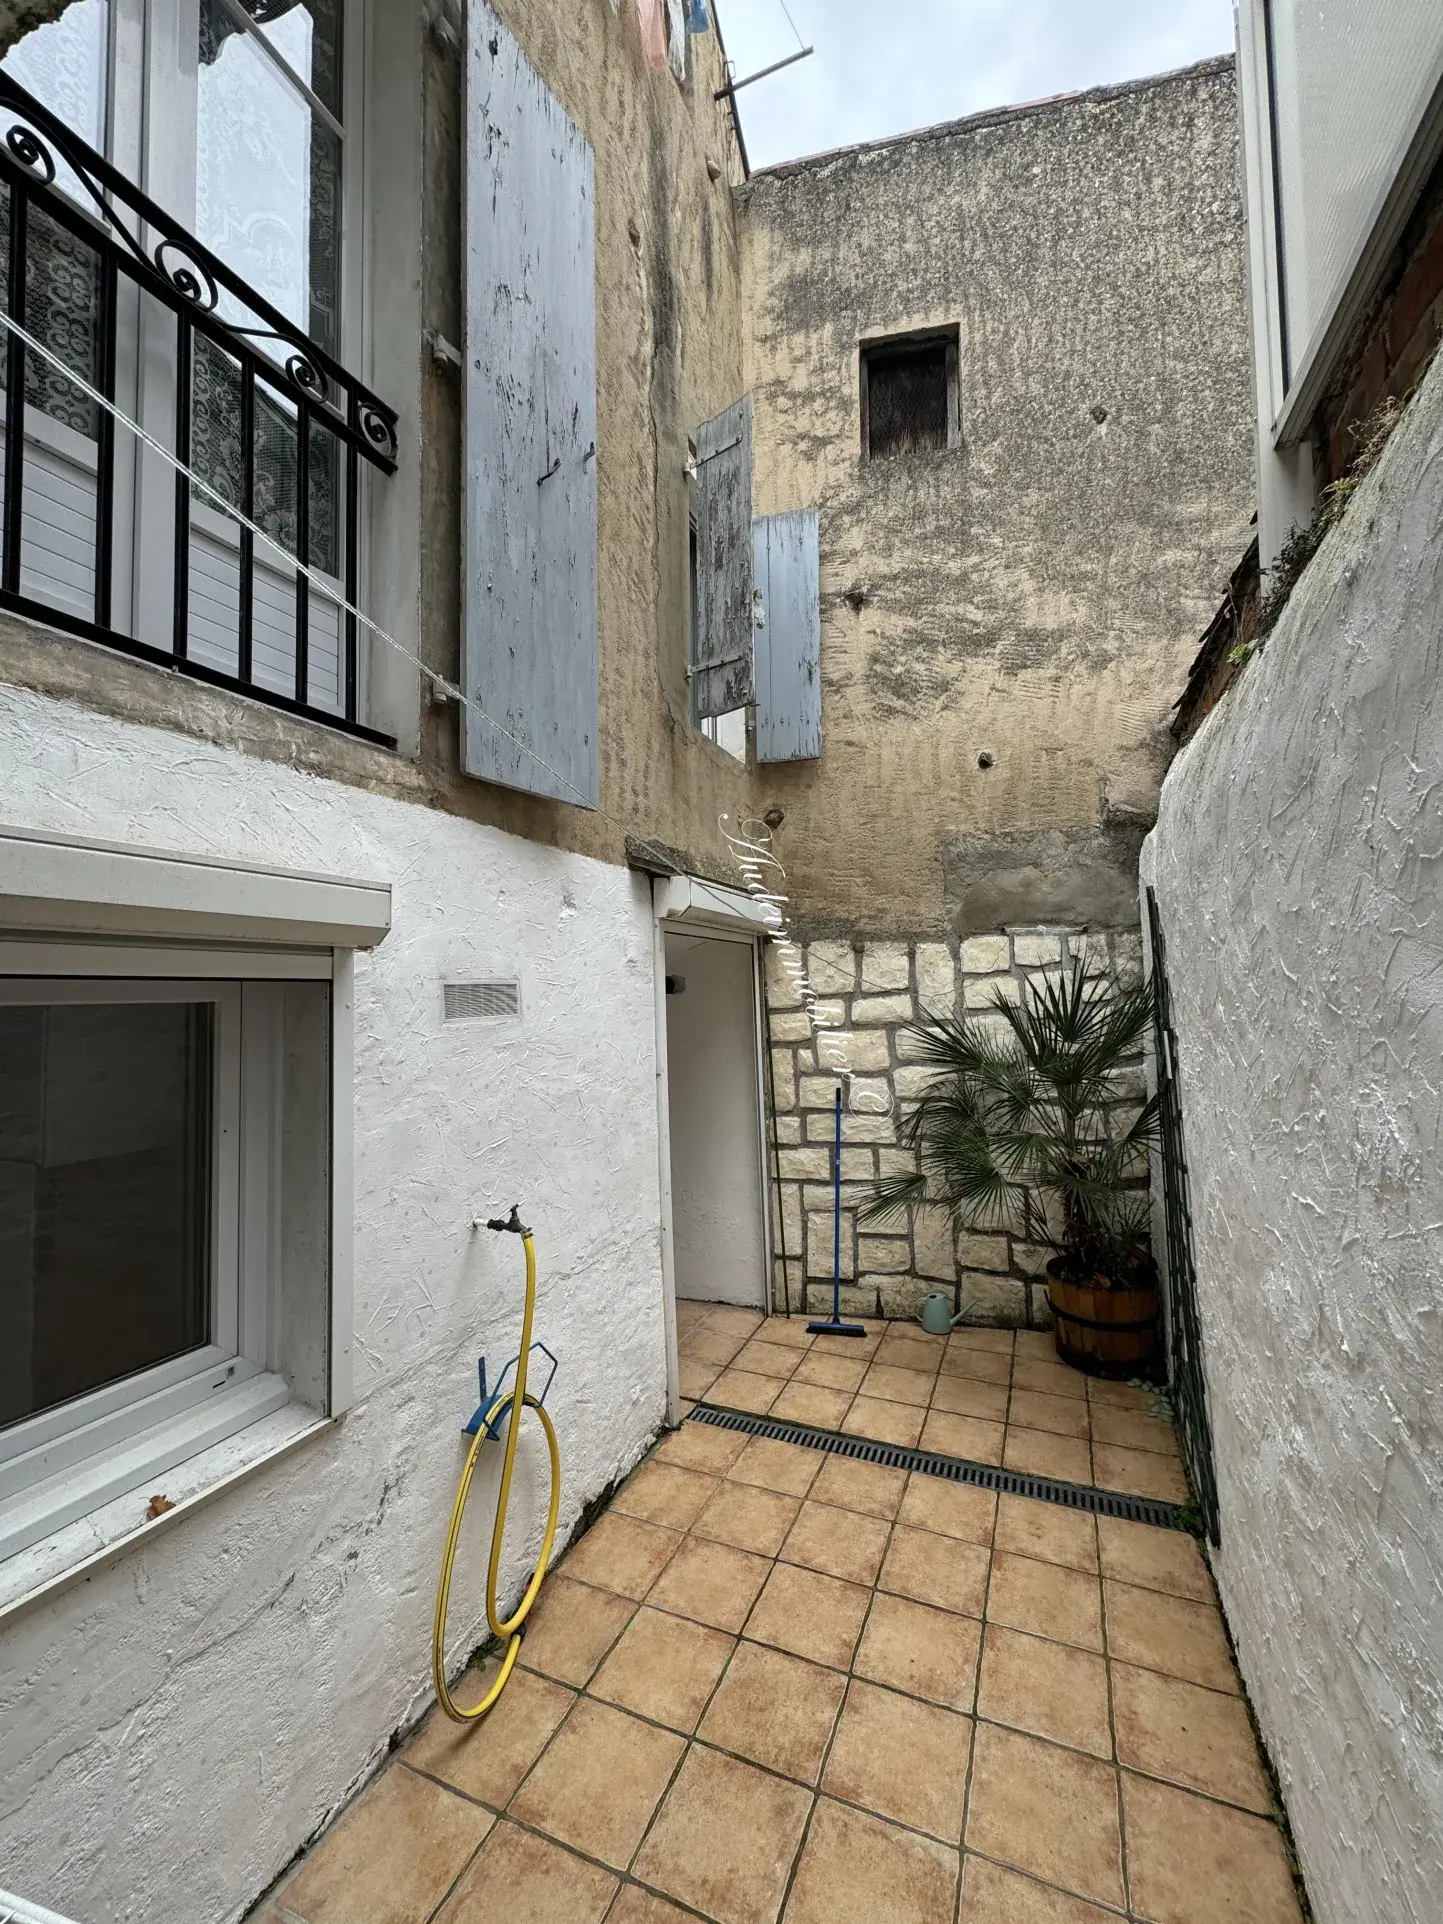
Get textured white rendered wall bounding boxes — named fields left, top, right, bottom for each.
left=664, top=930, right=766, bottom=1307
left=0, top=687, right=668, bottom=1924
left=1142, top=354, right=1443, bottom=1923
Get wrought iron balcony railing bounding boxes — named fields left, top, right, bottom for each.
left=0, top=69, right=398, bottom=745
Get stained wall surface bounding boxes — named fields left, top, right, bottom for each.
left=737, top=59, right=1255, bottom=940
left=1142, top=351, right=1443, bottom=1924
left=0, top=686, right=670, bottom=1923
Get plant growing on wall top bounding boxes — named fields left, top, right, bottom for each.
left=864, top=963, right=1162, bottom=1368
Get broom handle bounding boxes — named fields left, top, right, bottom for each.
left=833, top=1085, right=843, bottom=1316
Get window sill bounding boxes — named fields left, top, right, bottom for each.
left=0, top=1393, right=335, bottom=1627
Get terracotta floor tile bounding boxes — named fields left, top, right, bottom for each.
left=897, top=1474, right=997, bottom=1547
left=965, top=1724, right=1124, bottom=1910
left=563, top=1514, right=683, bottom=1601
left=652, top=1422, right=750, bottom=1474
left=783, top=1797, right=960, bottom=1924
left=1012, top=1330, right=1059, bottom=1360
left=590, top=1606, right=735, bottom=1734
left=705, top=1307, right=767, bottom=1339
left=950, top=1326, right=1015, bottom=1354
left=406, top=1664, right=574, bottom=1808
left=647, top=1537, right=772, bottom=1633
left=1086, top=1378, right=1156, bottom=1412
left=727, top=1435, right=823, bottom=1498
left=1009, top=1360, right=1088, bottom=1401
left=517, top=1576, right=637, bottom=1688
left=959, top=1854, right=1119, bottom=1922
left=708, top=1368, right=783, bottom=1415
left=977, top=1624, right=1112, bottom=1759
left=678, top=1359, right=720, bottom=1400
left=841, top=1394, right=925, bottom=1447
left=860, top=1361, right=938, bottom=1407
left=1095, top=1517, right=1213, bottom=1603
left=745, top=1560, right=872, bottom=1669
left=941, top=1346, right=1014, bottom=1385
left=986, top=1552, right=1103, bottom=1652
left=920, top=1410, right=1006, bottom=1463
left=509, top=1698, right=683, bottom=1870
left=694, top=1480, right=802, bottom=1557
left=1089, top=1404, right=1180, bottom=1456
left=698, top=1639, right=847, bottom=1785
left=437, top=1821, right=616, bottom=1924
left=930, top=1373, right=1011, bottom=1421
left=780, top=1498, right=892, bottom=1586
left=875, top=1335, right=948, bottom=1375
left=753, top=1315, right=819, bottom=1349
left=1092, top=1444, right=1190, bottom=1504
left=1112, top=1661, right=1270, bottom=1813
left=612, top=1461, right=719, bottom=1531
left=1008, top=1390, right=1091, bottom=1441
left=880, top=1524, right=990, bottom=1618
left=993, top=1495, right=1098, bottom=1575
left=605, top=1888, right=697, bottom=1924
left=1002, top=1428, right=1093, bottom=1485
left=268, top=1764, right=492, bottom=1924
left=1103, top=1580, right=1238, bottom=1693
left=793, top=1350, right=869, bottom=1393
left=822, top=1678, right=973, bottom=1842
left=809, top=1453, right=908, bottom=1519
left=1121, top=1772, right=1303, bottom=1923
left=769, top=1381, right=855, bottom=1429
left=633, top=1743, right=812, bottom=1924
left=684, top=1328, right=748, bottom=1367
left=733, top=1338, right=802, bottom=1381
left=854, top=1592, right=981, bottom=1711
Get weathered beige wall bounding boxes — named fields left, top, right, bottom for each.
left=737, top=58, right=1255, bottom=940
left=0, top=0, right=755, bottom=879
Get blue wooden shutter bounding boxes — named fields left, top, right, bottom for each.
left=693, top=395, right=755, bottom=719
left=754, top=509, right=821, bottom=762
left=463, top=6, right=599, bottom=808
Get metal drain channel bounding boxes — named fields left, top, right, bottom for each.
left=688, top=1402, right=1188, bottom=1531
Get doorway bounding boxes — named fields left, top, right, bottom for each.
left=663, top=929, right=768, bottom=1311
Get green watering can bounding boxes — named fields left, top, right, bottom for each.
left=917, top=1292, right=967, bottom=1335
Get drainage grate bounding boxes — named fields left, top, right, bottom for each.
left=687, top=1402, right=1188, bottom=1531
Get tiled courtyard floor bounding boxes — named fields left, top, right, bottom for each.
left=255, top=1312, right=1304, bottom=1924
left=675, top=1304, right=1189, bottom=1507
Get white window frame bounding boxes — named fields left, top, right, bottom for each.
left=0, top=823, right=387, bottom=1610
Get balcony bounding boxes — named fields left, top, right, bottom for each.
left=0, top=68, right=398, bottom=746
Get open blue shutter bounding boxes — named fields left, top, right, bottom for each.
left=693, top=395, right=755, bottom=719
left=754, top=509, right=821, bottom=762
left=463, top=5, right=599, bottom=808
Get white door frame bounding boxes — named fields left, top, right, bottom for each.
left=651, top=875, right=775, bottom=1425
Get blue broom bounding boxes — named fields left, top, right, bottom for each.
left=807, top=1086, right=867, bottom=1337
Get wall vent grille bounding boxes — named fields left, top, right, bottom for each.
left=443, top=979, right=522, bottom=1023
left=688, top=1402, right=1188, bottom=1531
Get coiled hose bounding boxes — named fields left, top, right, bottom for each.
left=431, top=1222, right=562, bottom=1723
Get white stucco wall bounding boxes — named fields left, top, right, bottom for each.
left=0, top=686, right=669, bottom=1923
left=1142, top=354, right=1443, bottom=1924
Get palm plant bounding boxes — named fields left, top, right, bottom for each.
left=866, top=963, right=1160, bottom=1280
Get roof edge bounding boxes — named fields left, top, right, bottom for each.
left=738, top=51, right=1236, bottom=188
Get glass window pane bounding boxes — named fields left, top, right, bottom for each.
left=1, top=0, right=109, bottom=203
left=197, top=0, right=342, bottom=354
left=251, top=0, right=342, bottom=123
left=0, top=1000, right=213, bottom=1431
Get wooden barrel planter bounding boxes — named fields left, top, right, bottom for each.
left=1047, top=1258, right=1158, bottom=1377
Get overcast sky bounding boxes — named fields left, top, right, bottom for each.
left=716, top=0, right=1238, bottom=170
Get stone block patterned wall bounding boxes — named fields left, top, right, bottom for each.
left=764, top=927, right=1144, bottom=1327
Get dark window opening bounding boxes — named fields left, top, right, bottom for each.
left=0, top=1000, right=214, bottom=1430
left=861, top=332, right=959, bottom=460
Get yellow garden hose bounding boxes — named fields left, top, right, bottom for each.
left=431, top=1218, right=562, bottom=1724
